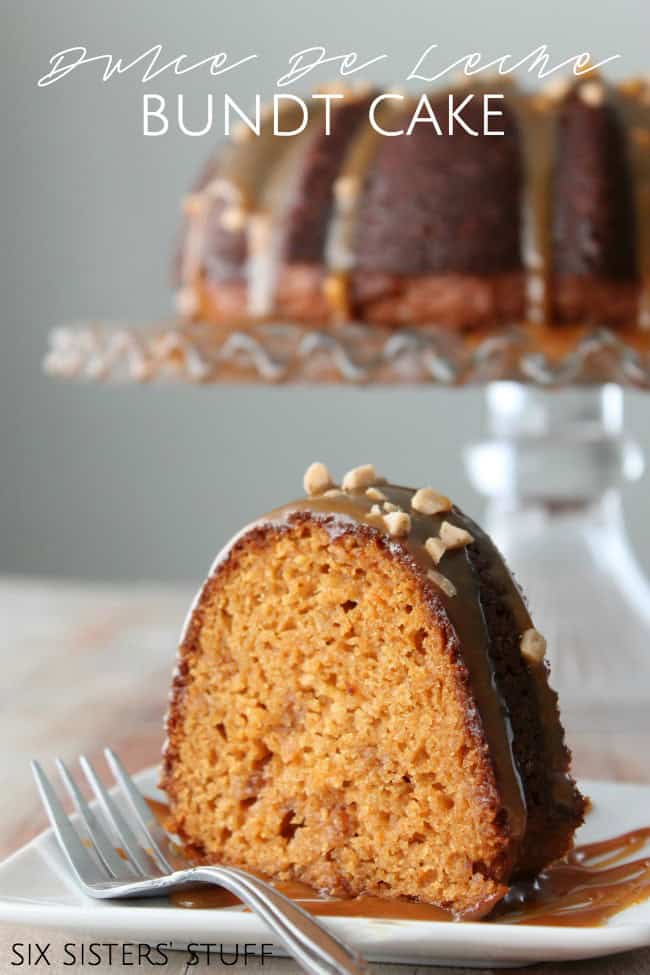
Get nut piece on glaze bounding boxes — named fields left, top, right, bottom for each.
left=427, top=568, right=457, bottom=598
left=411, top=487, right=452, bottom=516
left=366, top=486, right=387, bottom=502
left=342, top=464, right=378, bottom=492
left=334, top=175, right=361, bottom=204
left=578, top=81, right=606, bottom=107
left=425, top=536, right=447, bottom=565
left=219, top=207, right=247, bottom=232
left=383, top=511, right=411, bottom=537
left=439, top=521, right=475, bottom=550
left=303, top=462, right=335, bottom=497
left=521, top=628, right=547, bottom=665
left=543, top=76, right=571, bottom=103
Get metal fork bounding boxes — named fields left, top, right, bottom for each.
left=32, top=749, right=370, bottom=975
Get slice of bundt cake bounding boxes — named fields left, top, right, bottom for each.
left=351, top=93, right=525, bottom=329
left=175, top=76, right=649, bottom=330
left=551, top=82, right=641, bottom=327
left=162, top=463, right=584, bottom=918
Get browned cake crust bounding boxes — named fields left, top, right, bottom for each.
left=350, top=270, right=526, bottom=329
left=162, top=472, right=584, bottom=917
left=552, top=276, right=640, bottom=327
left=175, top=79, right=649, bottom=331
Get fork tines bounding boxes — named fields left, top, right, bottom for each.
left=31, top=750, right=170, bottom=888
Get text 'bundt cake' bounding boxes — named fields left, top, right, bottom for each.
left=162, top=463, right=584, bottom=918
left=175, top=76, right=650, bottom=331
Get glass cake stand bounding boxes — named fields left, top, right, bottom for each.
left=44, top=320, right=650, bottom=387
left=44, top=319, right=650, bottom=738
left=465, top=382, right=649, bottom=737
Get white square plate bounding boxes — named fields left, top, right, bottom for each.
left=1, top=771, right=649, bottom=968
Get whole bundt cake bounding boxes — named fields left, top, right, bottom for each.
left=162, top=463, right=584, bottom=918
left=175, top=77, right=649, bottom=331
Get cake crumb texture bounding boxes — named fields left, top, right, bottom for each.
left=164, top=522, right=520, bottom=916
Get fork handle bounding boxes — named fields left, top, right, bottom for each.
left=187, top=866, right=372, bottom=975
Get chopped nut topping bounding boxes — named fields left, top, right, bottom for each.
left=411, top=487, right=452, bottom=516
left=335, top=176, right=360, bottom=205
left=316, top=80, right=349, bottom=96
left=182, top=193, right=204, bottom=217
left=439, top=521, right=474, bottom=550
left=383, top=511, right=411, bottom=538
left=383, top=501, right=400, bottom=513
left=342, top=464, right=377, bottom=492
left=303, top=462, right=334, bottom=497
left=369, top=504, right=383, bottom=517
left=427, top=569, right=457, bottom=598
left=175, top=287, right=199, bottom=317
left=521, top=628, right=547, bottom=665
left=544, top=77, right=571, bottom=101
left=366, top=487, right=387, bottom=502
left=579, top=81, right=605, bottom=107
left=219, top=207, right=246, bottom=232
left=323, top=488, right=344, bottom=498
left=425, top=537, right=447, bottom=565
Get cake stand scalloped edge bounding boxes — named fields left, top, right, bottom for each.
left=43, top=320, right=650, bottom=389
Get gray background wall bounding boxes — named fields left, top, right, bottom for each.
left=2, top=0, right=649, bottom=584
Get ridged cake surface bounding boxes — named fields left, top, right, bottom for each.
left=176, top=78, right=650, bottom=330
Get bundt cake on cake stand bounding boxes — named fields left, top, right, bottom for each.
left=44, top=74, right=650, bottom=731
left=45, top=73, right=650, bottom=385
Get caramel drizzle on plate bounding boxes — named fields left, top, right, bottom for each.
left=147, top=799, right=650, bottom=927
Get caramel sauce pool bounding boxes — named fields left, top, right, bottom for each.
left=146, top=800, right=650, bottom=926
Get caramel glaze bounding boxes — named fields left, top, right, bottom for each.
left=495, top=826, right=650, bottom=927
left=179, top=78, right=650, bottom=327
left=178, top=98, right=309, bottom=300
left=178, top=94, right=365, bottom=317
left=324, top=96, right=405, bottom=320
left=146, top=799, right=650, bottom=926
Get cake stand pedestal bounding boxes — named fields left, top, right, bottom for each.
left=465, top=383, right=650, bottom=740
